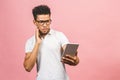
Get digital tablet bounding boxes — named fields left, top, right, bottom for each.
left=62, top=43, right=79, bottom=57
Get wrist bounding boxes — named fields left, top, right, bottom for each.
left=35, top=42, right=41, bottom=45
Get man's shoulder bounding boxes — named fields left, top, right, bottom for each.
left=51, top=29, right=67, bottom=39
left=26, top=35, right=35, bottom=43
left=51, top=29, right=64, bottom=35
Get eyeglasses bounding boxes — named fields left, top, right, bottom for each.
left=36, top=19, right=51, bottom=26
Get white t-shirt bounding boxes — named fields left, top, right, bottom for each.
left=25, top=29, right=70, bottom=80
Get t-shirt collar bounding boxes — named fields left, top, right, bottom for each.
left=48, top=29, right=54, bottom=35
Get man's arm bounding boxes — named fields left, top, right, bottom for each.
left=23, top=29, right=41, bottom=72
left=23, top=43, right=40, bottom=72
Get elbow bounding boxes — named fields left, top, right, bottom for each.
left=24, top=66, right=31, bottom=72
left=24, top=66, right=32, bottom=72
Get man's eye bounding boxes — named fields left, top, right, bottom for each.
left=40, top=21, right=44, bottom=23
left=41, top=21, right=48, bottom=23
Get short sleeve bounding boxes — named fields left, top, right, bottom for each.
left=59, top=32, right=70, bottom=47
left=25, top=37, right=35, bottom=53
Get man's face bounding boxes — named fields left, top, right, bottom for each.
left=34, top=14, right=51, bottom=35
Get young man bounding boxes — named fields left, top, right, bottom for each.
left=23, top=5, right=79, bottom=80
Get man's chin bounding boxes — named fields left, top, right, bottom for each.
left=42, top=32, right=48, bottom=35
left=39, top=30, right=50, bottom=35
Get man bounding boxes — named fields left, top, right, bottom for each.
left=23, top=5, right=79, bottom=80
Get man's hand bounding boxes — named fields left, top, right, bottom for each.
left=35, top=29, right=42, bottom=44
left=61, top=54, right=79, bottom=66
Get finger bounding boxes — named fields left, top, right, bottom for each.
left=35, top=29, right=38, bottom=35
left=62, top=57, right=74, bottom=63
left=65, top=55, right=77, bottom=60
left=61, top=58, right=74, bottom=65
left=36, top=29, right=41, bottom=38
left=35, top=29, right=37, bottom=40
left=37, top=29, right=39, bottom=36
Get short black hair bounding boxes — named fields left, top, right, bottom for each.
left=32, top=5, right=51, bottom=20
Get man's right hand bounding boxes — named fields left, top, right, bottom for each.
left=35, top=29, right=42, bottom=44
left=24, top=29, right=41, bottom=72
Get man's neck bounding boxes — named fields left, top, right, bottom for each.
left=41, top=34, right=46, bottom=38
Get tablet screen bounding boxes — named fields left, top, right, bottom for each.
left=62, top=43, right=79, bottom=57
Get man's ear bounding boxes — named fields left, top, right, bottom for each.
left=33, top=20, right=37, bottom=25
left=33, top=20, right=38, bottom=28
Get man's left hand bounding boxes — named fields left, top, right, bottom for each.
left=61, top=55, right=79, bottom=66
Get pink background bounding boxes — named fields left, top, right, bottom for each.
left=0, top=0, right=120, bottom=80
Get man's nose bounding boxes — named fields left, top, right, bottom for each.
left=43, top=22, right=47, bottom=27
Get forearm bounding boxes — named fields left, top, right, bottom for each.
left=24, top=43, right=40, bottom=72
